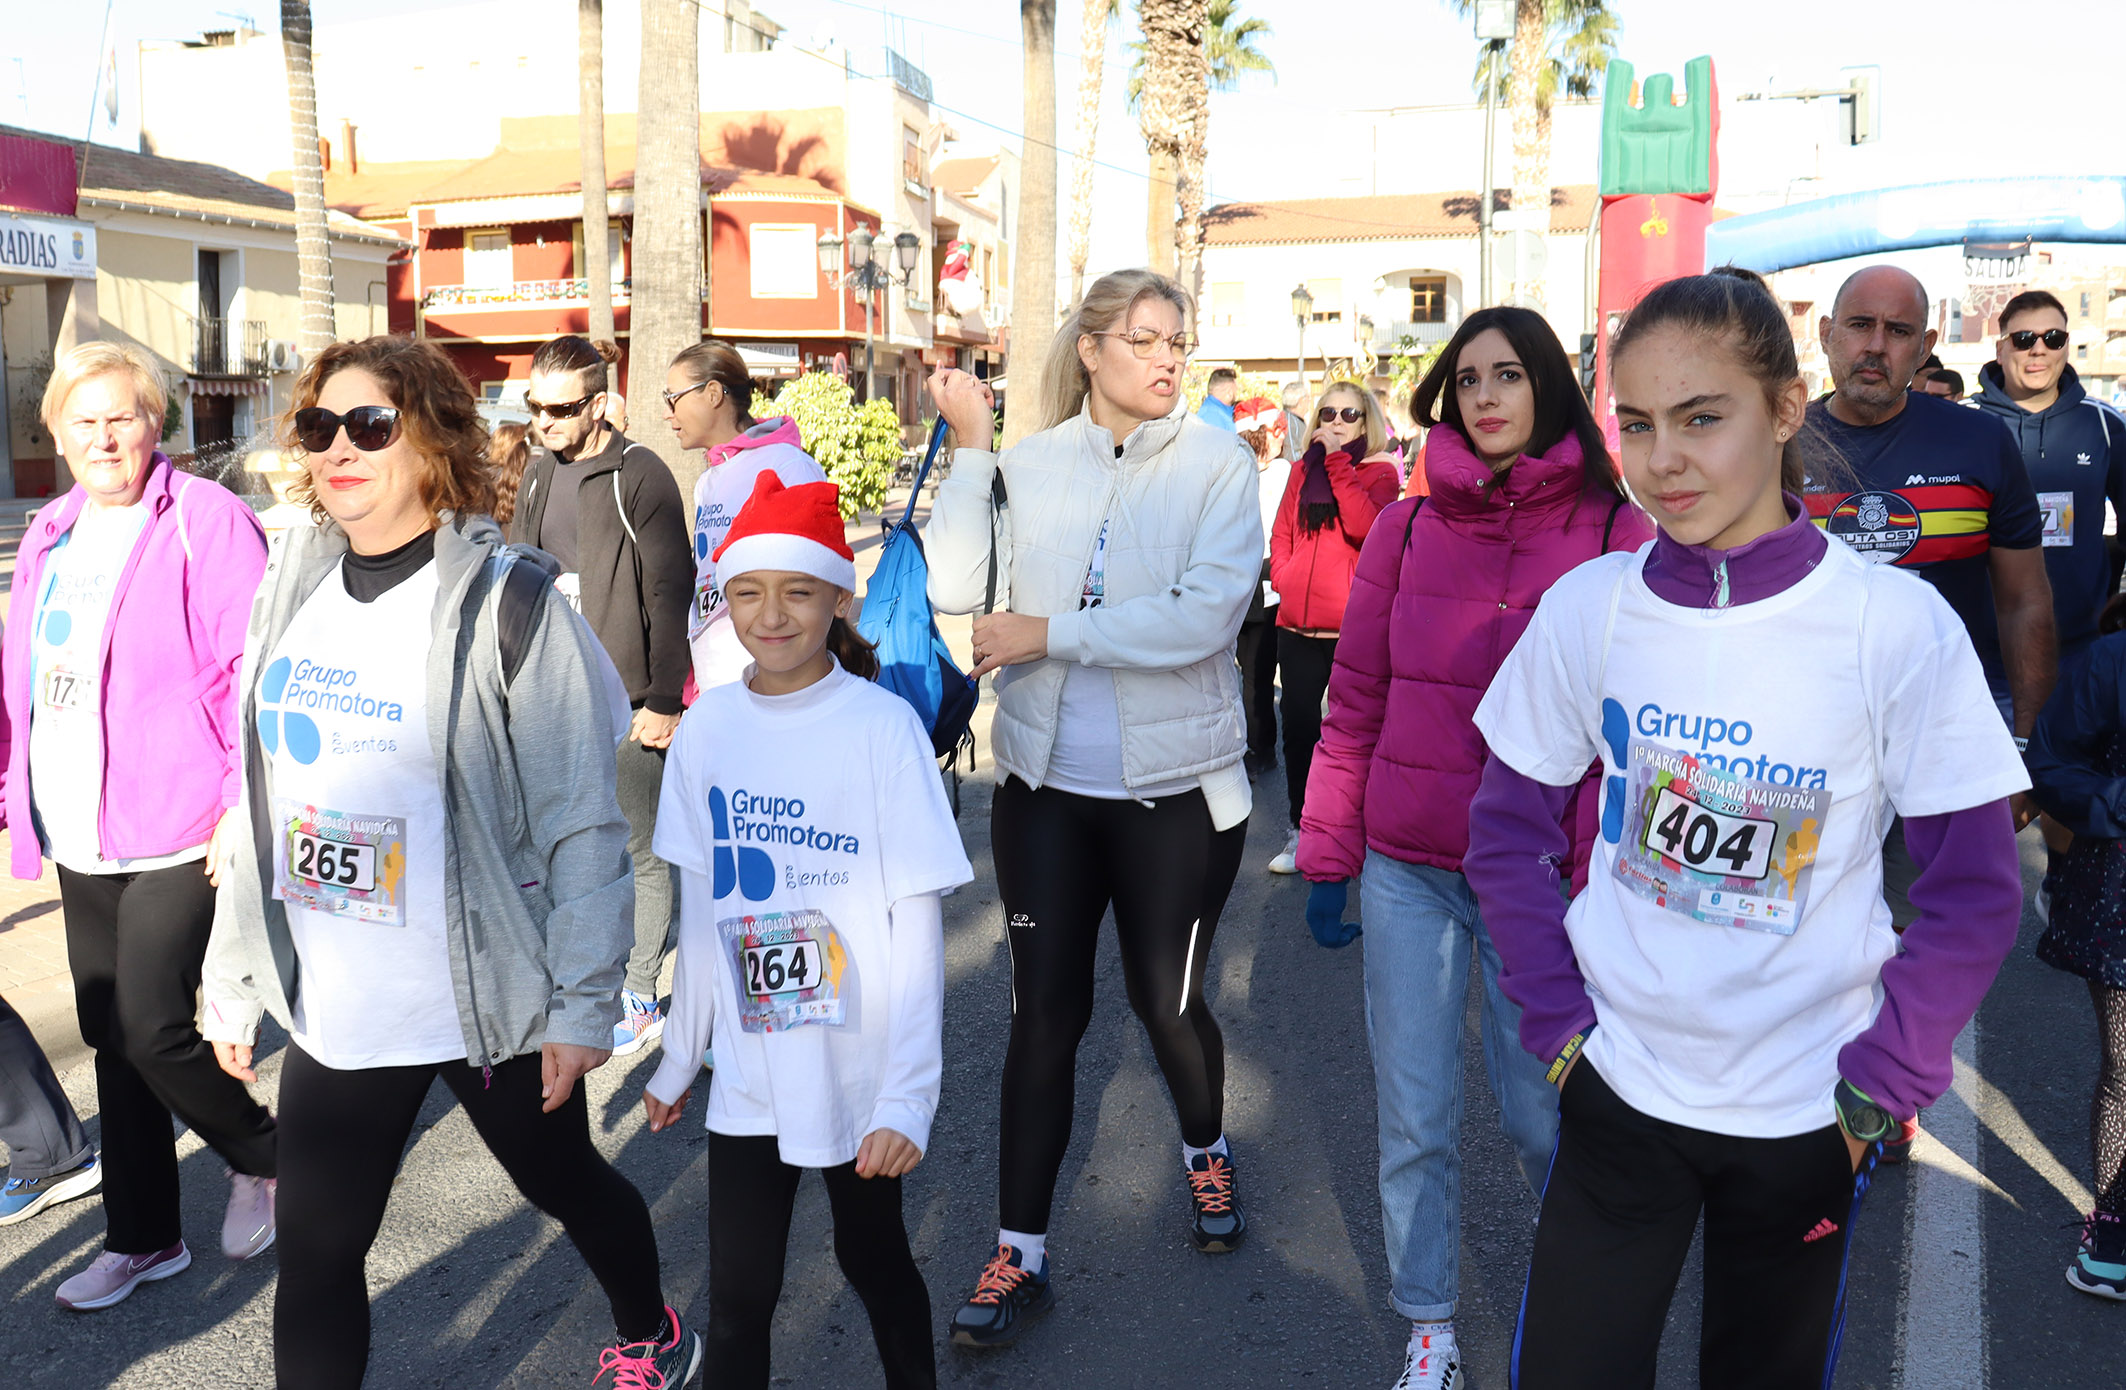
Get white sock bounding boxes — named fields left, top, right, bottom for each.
left=998, top=1228, right=1046, bottom=1269
left=1181, top=1135, right=1231, bottom=1165
left=1411, top=1319, right=1456, bottom=1348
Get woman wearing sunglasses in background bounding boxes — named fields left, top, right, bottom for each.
left=924, top=268, right=1263, bottom=1351
left=201, top=335, right=701, bottom=1389
left=1264, top=383, right=1403, bottom=875
left=1, top=341, right=279, bottom=1310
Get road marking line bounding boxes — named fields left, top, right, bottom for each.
left=1897, top=1017, right=1987, bottom=1390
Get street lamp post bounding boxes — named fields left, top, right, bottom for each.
left=1290, top=282, right=1313, bottom=391
left=817, top=227, right=925, bottom=404
left=1474, top=1, right=1513, bottom=308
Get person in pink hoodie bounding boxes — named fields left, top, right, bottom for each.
left=664, top=341, right=829, bottom=693
left=1295, top=307, right=1651, bottom=1390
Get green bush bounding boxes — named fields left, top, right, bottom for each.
left=767, top=372, right=901, bottom=518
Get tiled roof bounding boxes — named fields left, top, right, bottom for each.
left=0, top=123, right=404, bottom=245
left=1204, top=186, right=1599, bottom=246
left=931, top=156, right=999, bottom=195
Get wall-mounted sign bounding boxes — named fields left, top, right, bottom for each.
left=0, top=213, right=96, bottom=280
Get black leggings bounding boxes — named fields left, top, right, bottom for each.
left=59, top=863, right=277, bottom=1253
left=2093, top=981, right=2126, bottom=1216
left=274, top=1046, right=665, bottom=1389
left=1277, top=630, right=1337, bottom=828
left=991, top=778, right=1248, bottom=1234
left=706, top=1132, right=934, bottom=1390
left=1236, top=614, right=1280, bottom=763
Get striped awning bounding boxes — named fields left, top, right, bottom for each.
left=189, top=377, right=270, bottom=396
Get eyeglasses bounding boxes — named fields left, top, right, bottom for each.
left=660, top=379, right=712, bottom=411
left=2007, top=328, right=2069, bottom=352
left=293, top=405, right=402, bottom=454
left=1091, top=328, right=1197, bottom=361
left=1317, top=406, right=1364, bottom=424
left=525, top=391, right=601, bottom=419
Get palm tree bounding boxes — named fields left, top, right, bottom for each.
left=1005, top=1, right=1059, bottom=448
left=1131, top=1, right=1271, bottom=282
left=1065, top=0, right=1118, bottom=306
left=578, top=1, right=614, bottom=363
left=628, top=0, right=702, bottom=490
left=281, top=2, right=335, bottom=353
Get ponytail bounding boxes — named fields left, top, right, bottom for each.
left=829, top=615, right=879, bottom=681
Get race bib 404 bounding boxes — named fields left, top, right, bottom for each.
left=273, top=800, right=410, bottom=926
left=1610, top=740, right=1831, bottom=936
left=718, top=908, right=851, bottom=1032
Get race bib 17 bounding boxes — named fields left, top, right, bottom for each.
left=718, top=907, right=852, bottom=1032
left=38, top=666, right=92, bottom=714
left=1610, top=740, right=1831, bottom=936
left=273, top=800, right=410, bottom=926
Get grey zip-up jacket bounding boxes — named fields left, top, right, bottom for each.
left=200, top=512, right=634, bottom=1067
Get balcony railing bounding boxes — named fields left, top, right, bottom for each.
left=193, top=317, right=267, bottom=377
left=1372, top=319, right=1455, bottom=348
left=422, top=279, right=633, bottom=311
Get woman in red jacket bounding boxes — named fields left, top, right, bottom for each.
left=1267, top=382, right=1402, bottom=873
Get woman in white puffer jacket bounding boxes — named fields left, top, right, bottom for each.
left=923, top=268, right=1263, bottom=1352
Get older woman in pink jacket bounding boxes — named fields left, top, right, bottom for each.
left=1, top=343, right=276, bottom=1311
left=1295, top=308, right=1650, bottom=1390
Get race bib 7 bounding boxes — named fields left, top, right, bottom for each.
left=1610, top=740, right=1831, bottom=936
left=718, top=907, right=852, bottom=1032
left=273, top=800, right=410, bottom=926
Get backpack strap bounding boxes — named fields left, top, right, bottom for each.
left=1601, top=493, right=1624, bottom=552
left=495, top=551, right=555, bottom=687
left=984, top=469, right=1008, bottom=616
left=902, top=417, right=952, bottom=528
left=1401, top=494, right=1425, bottom=550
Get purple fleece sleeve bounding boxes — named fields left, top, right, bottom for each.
left=1465, top=752, right=1599, bottom=1064
left=1836, top=800, right=2021, bottom=1120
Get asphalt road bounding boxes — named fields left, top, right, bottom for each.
left=3, top=762, right=2124, bottom=1388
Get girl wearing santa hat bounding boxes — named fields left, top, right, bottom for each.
left=642, top=473, right=973, bottom=1390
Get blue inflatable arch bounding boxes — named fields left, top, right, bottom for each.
left=1704, top=176, right=2126, bottom=274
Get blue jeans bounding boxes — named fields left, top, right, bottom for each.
left=1359, top=850, right=1558, bottom=1321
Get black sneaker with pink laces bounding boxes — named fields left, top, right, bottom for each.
left=591, top=1304, right=702, bottom=1388
left=1187, top=1149, right=1247, bottom=1253
left=950, top=1243, right=1054, bottom=1348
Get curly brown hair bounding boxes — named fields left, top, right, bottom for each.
left=281, top=336, right=496, bottom=522
left=487, top=420, right=530, bottom=527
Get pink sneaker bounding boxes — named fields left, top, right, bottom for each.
left=54, top=1242, right=191, bottom=1310
left=222, top=1171, right=277, bottom=1260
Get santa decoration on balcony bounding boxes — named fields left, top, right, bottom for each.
left=938, top=238, right=984, bottom=320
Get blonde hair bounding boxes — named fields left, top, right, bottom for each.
left=1038, top=268, right=1194, bottom=431
left=41, top=341, right=168, bottom=439
left=1318, top=380, right=1387, bottom=461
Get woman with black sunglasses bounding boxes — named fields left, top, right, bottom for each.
left=201, top=335, right=701, bottom=1389
left=1264, top=382, right=1403, bottom=874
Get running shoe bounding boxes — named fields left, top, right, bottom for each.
left=1878, top=1115, right=1921, bottom=1167
left=950, top=1243, right=1054, bottom=1348
left=0, top=1154, right=101, bottom=1227
left=592, top=1304, right=703, bottom=1387
left=222, top=1170, right=277, bottom=1260
left=612, top=990, right=666, bottom=1058
left=2067, top=1210, right=2126, bottom=1300
left=1268, top=829, right=1301, bottom=875
left=54, top=1242, right=190, bottom=1311
left=1186, top=1150, right=1247, bottom=1252
left=1392, top=1330, right=1461, bottom=1389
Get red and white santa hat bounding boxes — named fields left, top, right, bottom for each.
left=712, top=472, right=857, bottom=593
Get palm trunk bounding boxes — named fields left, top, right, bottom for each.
left=281, top=2, right=335, bottom=353
left=1005, top=1, right=1059, bottom=448
left=579, top=0, right=615, bottom=361
left=1506, top=0, right=1548, bottom=308
left=1065, top=0, right=1108, bottom=306
left=1144, top=145, right=1179, bottom=278
left=628, top=0, right=702, bottom=492
left=1174, top=18, right=1210, bottom=297
left=1136, top=0, right=1202, bottom=280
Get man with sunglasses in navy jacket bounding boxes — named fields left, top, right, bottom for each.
left=1975, top=290, right=2126, bottom=676
left=509, top=334, right=694, bottom=1059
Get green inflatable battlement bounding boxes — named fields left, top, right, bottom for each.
left=1599, top=56, right=1717, bottom=198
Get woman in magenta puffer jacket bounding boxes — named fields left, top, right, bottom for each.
left=1295, top=307, right=1650, bottom=1390
left=1266, top=381, right=1402, bottom=873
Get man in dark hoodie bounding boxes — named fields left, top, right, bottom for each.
left=1975, top=290, right=2126, bottom=673
left=510, top=334, right=695, bottom=1058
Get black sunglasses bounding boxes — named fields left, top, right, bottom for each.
left=1317, top=406, right=1364, bottom=424
left=2007, top=328, right=2069, bottom=351
left=526, top=391, right=600, bottom=419
left=294, top=405, right=402, bottom=454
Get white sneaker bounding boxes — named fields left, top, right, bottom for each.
left=1268, top=829, right=1300, bottom=875
left=1392, top=1330, right=1460, bottom=1389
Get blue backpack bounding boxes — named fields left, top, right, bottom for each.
left=857, top=418, right=1002, bottom=773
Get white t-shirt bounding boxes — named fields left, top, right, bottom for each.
left=262, top=561, right=462, bottom=1070
left=1256, top=458, right=1289, bottom=607
left=1473, top=538, right=2028, bottom=1138
left=28, top=501, right=205, bottom=875
left=1045, top=520, right=1192, bottom=800
left=646, top=661, right=973, bottom=1166
left=688, top=443, right=828, bottom=691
